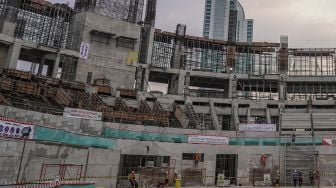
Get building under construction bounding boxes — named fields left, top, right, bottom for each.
left=1, top=0, right=336, bottom=187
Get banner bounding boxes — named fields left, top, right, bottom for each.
left=188, top=135, right=229, bottom=145
left=63, top=107, right=102, bottom=121
left=126, top=51, right=138, bottom=65
left=323, top=138, right=336, bottom=145
left=239, top=124, right=276, bottom=132
left=0, top=119, right=34, bottom=139
left=80, top=42, right=90, bottom=60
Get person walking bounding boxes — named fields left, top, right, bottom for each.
left=314, top=170, right=320, bottom=187
left=298, top=171, right=303, bottom=186
left=309, top=170, right=314, bottom=185
left=292, top=170, right=299, bottom=186
left=129, top=171, right=138, bottom=188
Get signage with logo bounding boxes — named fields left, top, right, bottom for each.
left=0, top=119, right=34, bottom=139
left=188, top=135, right=229, bottom=145
left=63, top=107, right=102, bottom=121
left=239, top=124, right=276, bottom=132
left=80, top=42, right=90, bottom=60
left=323, top=137, right=336, bottom=146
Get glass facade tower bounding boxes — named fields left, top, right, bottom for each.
left=203, top=0, right=253, bottom=42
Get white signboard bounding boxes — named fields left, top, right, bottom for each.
left=80, top=42, right=90, bottom=60
left=188, top=135, right=229, bottom=145
left=63, top=107, right=102, bottom=121
left=0, top=119, right=34, bottom=139
left=217, top=173, right=225, bottom=187
left=239, top=124, right=276, bottom=132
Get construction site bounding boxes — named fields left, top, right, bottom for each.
left=0, top=0, right=336, bottom=187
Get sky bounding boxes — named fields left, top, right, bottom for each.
left=50, top=0, right=336, bottom=48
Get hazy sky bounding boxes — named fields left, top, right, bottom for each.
left=50, top=0, right=336, bottom=48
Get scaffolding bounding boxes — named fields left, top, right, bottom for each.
left=237, top=80, right=279, bottom=100
left=288, top=48, right=336, bottom=76
left=74, top=0, right=145, bottom=23
left=0, top=0, right=74, bottom=49
left=151, top=30, right=280, bottom=75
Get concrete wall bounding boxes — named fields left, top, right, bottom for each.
left=2, top=105, right=336, bottom=186
left=74, top=12, right=141, bottom=89
left=0, top=139, right=120, bottom=188
left=117, top=139, right=281, bottom=186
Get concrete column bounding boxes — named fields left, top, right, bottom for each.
left=279, top=75, right=287, bottom=100
left=184, top=72, right=190, bottom=96
left=171, top=24, right=186, bottom=69
left=226, top=46, right=236, bottom=71
left=232, top=101, right=240, bottom=130
left=171, top=43, right=184, bottom=69
left=168, top=74, right=179, bottom=95
left=135, top=66, right=144, bottom=91
left=266, top=108, right=271, bottom=124
left=228, top=74, right=237, bottom=99
left=37, top=55, right=46, bottom=76
left=142, top=67, right=150, bottom=92
left=247, top=108, right=251, bottom=123
left=145, top=28, right=156, bottom=65
left=279, top=35, right=289, bottom=74
left=168, top=71, right=186, bottom=95
left=204, top=153, right=217, bottom=185
left=210, top=100, right=221, bottom=130
left=4, top=40, right=22, bottom=69
left=52, top=53, right=61, bottom=78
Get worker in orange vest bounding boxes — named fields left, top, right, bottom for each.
left=261, top=154, right=267, bottom=168
left=194, top=153, right=201, bottom=168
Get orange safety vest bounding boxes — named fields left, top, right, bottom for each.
left=194, top=154, right=201, bottom=161
left=261, top=155, right=267, bottom=161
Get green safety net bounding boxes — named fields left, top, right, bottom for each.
left=229, top=137, right=322, bottom=146
left=34, top=126, right=116, bottom=149
left=103, top=128, right=188, bottom=143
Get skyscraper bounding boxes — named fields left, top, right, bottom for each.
left=203, top=0, right=253, bottom=42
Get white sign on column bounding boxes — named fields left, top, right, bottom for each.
left=80, top=42, right=90, bottom=60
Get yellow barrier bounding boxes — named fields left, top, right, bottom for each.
left=175, top=179, right=181, bottom=188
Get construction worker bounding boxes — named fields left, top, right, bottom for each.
left=129, top=171, right=138, bottom=188
left=260, top=154, right=267, bottom=168
left=164, top=171, right=169, bottom=186
left=194, top=153, right=201, bottom=168
left=298, top=170, right=303, bottom=186
left=292, top=170, right=299, bottom=187
left=309, top=170, right=314, bottom=185
left=275, top=170, right=280, bottom=186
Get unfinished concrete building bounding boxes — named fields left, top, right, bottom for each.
left=1, top=0, right=336, bottom=187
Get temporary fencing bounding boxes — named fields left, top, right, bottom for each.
left=4, top=172, right=336, bottom=187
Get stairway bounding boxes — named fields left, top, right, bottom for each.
left=185, top=104, right=202, bottom=129
left=173, top=103, right=189, bottom=128
left=284, top=144, right=316, bottom=186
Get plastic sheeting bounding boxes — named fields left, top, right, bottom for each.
left=34, top=126, right=116, bottom=149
